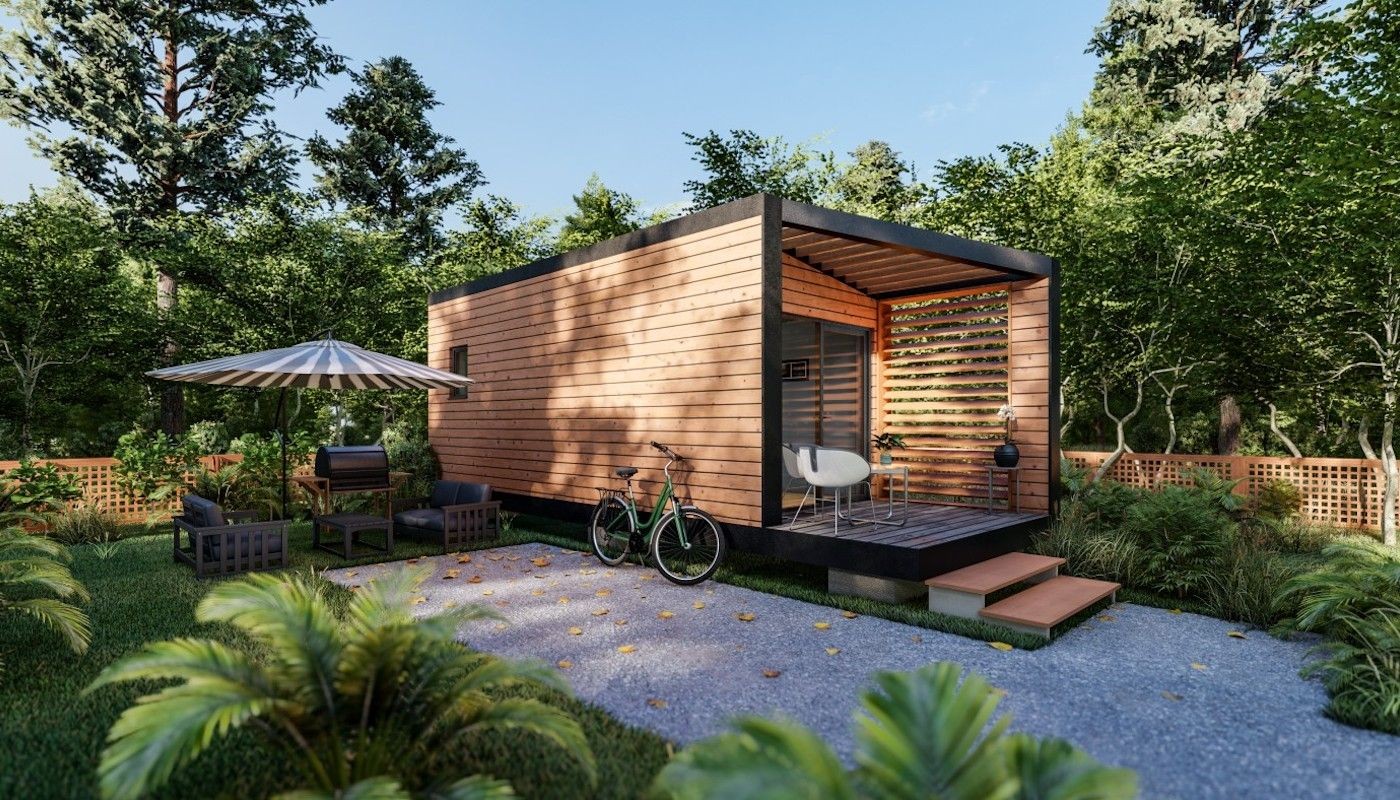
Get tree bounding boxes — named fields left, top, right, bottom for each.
left=555, top=174, right=644, bottom=252
left=434, top=196, right=554, bottom=287
left=0, top=527, right=90, bottom=677
left=307, top=55, right=483, bottom=255
left=682, top=129, right=834, bottom=209
left=826, top=140, right=924, bottom=222
left=653, top=662, right=1136, bottom=800
left=89, top=567, right=594, bottom=799
left=0, top=0, right=342, bottom=434
left=0, top=194, right=151, bottom=455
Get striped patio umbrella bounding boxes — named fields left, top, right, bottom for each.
left=146, top=337, right=473, bottom=517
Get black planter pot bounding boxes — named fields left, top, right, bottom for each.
left=994, top=442, right=1020, bottom=468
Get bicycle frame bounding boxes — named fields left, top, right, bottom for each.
left=614, top=452, right=690, bottom=545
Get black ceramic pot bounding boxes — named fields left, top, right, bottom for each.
left=994, top=442, right=1020, bottom=468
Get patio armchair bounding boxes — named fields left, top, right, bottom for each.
left=788, top=446, right=876, bottom=533
left=393, top=480, right=502, bottom=552
left=173, top=493, right=289, bottom=578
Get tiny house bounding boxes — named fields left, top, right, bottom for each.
left=428, top=194, right=1058, bottom=588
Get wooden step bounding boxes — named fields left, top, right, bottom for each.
left=979, top=576, right=1120, bottom=638
left=925, top=552, right=1065, bottom=594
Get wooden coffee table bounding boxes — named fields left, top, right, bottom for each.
left=313, top=512, right=394, bottom=560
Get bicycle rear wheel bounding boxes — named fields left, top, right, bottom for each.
left=589, top=495, right=633, bottom=566
left=650, top=507, right=726, bottom=585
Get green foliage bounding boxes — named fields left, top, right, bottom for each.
left=556, top=174, right=645, bottom=252
left=0, top=526, right=90, bottom=675
left=1029, top=502, right=1142, bottom=586
left=435, top=197, right=555, bottom=286
left=1185, top=467, right=1247, bottom=515
left=652, top=662, right=1136, bottom=800
left=89, top=565, right=595, bottom=800
left=0, top=458, right=82, bottom=519
left=382, top=421, right=439, bottom=501
left=1122, top=486, right=1235, bottom=599
left=871, top=432, right=906, bottom=452
left=111, top=428, right=199, bottom=505
left=682, top=129, right=835, bottom=208
left=1281, top=539, right=1400, bottom=733
left=225, top=432, right=314, bottom=517
left=47, top=506, right=123, bottom=547
left=1071, top=481, right=1144, bottom=531
left=1252, top=479, right=1303, bottom=520
left=181, top=421, right=228, bottom=456
left=307, top=55, right=483, bottom=255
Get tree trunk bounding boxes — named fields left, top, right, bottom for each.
left=1382, top=395, right=1397, bottom=547
left=1093, top=377, right=1145, bottom=483
left=157, top=269, right=183, bottom=434
left=1217, top=395, right=1241, bottom=454
left=1267, top=402, right=1303, bottom=457
left=1359, top=417, right=1378, bottom=460
left=157, top=27, right=184, bottom=435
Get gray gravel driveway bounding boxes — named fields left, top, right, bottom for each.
left=325, top=542, right=1398, bottom=800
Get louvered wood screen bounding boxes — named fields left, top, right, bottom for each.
left=878, top=286, right=1011, bottom=507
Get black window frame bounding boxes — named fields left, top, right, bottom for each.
left=450, top=345, right=469, bottom=399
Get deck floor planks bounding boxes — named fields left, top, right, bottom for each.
left=781, top=504, right=1046, bottom=550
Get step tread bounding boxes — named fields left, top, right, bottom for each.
left=924, top=552, right=1066, bottom=594
left=979, top=575, right=1120, bottom=629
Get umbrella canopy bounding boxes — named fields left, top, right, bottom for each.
left=145, top=337, right=473, bottom=391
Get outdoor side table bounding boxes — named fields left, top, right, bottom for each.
left=985, top=465, right=1021, bottom=514
left=313, top=512, right=394, bottom=560
left=867, top=463, right=910, bottom=526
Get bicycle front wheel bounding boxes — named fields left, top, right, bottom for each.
left=650, top=507, right=726, bottom=585
left=589, top=495, right=634, bottom=566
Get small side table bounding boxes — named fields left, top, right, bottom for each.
left=313, top=512, right=394, bottom=560
left=985, top=465, right=1021, bottom=514
left=868, top=463, right=910, bottom=526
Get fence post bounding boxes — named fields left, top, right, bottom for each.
left=1229, top=457, right=1249, bottom=498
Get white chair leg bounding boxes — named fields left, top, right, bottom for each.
left=788, top=484, right=815, bottom=527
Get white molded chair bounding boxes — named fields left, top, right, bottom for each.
left=788, top=446, right=876, bottom=533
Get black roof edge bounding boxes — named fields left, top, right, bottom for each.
left=779, top=198, right=1053, bottom=278
left=429, top=192, right=1054, bottom=305
left=429, top=194, right=765, bottom=305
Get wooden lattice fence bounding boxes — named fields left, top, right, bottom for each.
left=1064, top=450, right=1396, bottom=530
left=0, top=454, right=243, bottom=522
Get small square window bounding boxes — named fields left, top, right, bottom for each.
left=450, top=345, right=469, bottom=399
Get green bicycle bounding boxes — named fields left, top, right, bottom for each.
left=588, top=441, right=727, bottom=585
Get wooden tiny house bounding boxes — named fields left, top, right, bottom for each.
left=428, top=194, right=1058, bottom=583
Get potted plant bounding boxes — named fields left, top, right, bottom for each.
left=995, top=404, right=1019, bottom=467
left=871, top=432, right=906, bottom=466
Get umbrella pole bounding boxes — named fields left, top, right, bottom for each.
left=277, top=387, right=288, bottom=520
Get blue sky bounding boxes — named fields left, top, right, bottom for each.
left=0, top=1, right=1106, bottom=218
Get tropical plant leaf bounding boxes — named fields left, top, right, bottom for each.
left=1004, top=733, right=1138, bottom=800
left=653, top=715, right=856, bottom=800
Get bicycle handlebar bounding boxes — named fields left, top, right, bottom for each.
left=651, top=441, right=681, bottom=459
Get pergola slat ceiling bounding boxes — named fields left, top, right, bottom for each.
left=781, top=226, right=1011, bottom=297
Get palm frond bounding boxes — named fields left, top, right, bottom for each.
left=4, top=596, right=91, bottom=654
left=275, top=775, right=414, bottom=800
left=424, top=775, right=516, bottom=800
left=463, top=697, right=596, bottom=784
left=0, top=557, right=91, bottom=602
left=0, top=527, right=69, bottom=560
left=1004, top=733, right=1138, bottom=800
left=853, top=663, right=1015, bottom=800
left=652, top=716, right=856, bottom=800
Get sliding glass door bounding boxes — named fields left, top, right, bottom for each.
left=780, top=318, right=869, bottom=452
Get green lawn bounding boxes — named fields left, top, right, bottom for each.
left=0, top=522, right=671, bottom=800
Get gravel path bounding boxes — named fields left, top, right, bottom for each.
left=325, top=543, right=1398, bottom=800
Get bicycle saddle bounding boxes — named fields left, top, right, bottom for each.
left=615, top=466, right=639, bottom=479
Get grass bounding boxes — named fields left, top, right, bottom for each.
left=0, top=522, right=670, bottom=800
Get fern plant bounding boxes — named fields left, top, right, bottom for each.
left=652, top=662, right=1136, bottom=800
left=88, top=566, right=595, bottom=800
left=1123, top=486, right=1234, bottom=599
left=0, top=527, right=91, bottom=675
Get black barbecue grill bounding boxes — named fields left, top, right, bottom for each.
left=315, top=445, right=391, bottom=492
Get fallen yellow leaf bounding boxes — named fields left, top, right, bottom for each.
left=456, top=554, right=472, bottom=564
left=988, top=641, right=1014, bottom=652
left=646, top=697, right=667, bottom=709
left=658, top=610, right=675, bottom=619
left=693, top=601, right=705, bottom=610
left=613, top=619, right=628, bottom=626
left=1191, top=662, right=1208, bottom=671
left=1227, top=631, right=1248, bottom=640
left=349, top=585, right=360, bottom=592
left=991, top=687, right=1009, bottom=698
left=841, top=610, right=858, bottom=619
left=531, top=556, right=551, bottom=567
left=762, top=668, right=782, bottom=678
left=531, top=589, right=545, bottom=596
left=406, top=558, right=420, bottom=564
left=592, top=609, right=609, bottom=617
left=596, top=588, right=613, bottom=597
left=506, top=555, right=521, bottom=562
left=411, top=596, right=427, bottom=605
left=736, top=612, right=756, bottom=622
left=641, top=574, right=655, bottom=581
left=1097, top=614, right=1116, bottom=622
left=493, top=622, right=507, bottom=631
left=911, top=634, right=923, bottom=644
left=1169, top=608, right=1183, bottom=615
left=557, top=659, right=573, bottom=669
left=443, top=600, right=458, bottom=608
left=557, top=596, right=570, bottom=604
left=443, top=568, right=461, bottom=580
left=825, top=647, right=841, bottom=656
left=345, top=570, right=358, bottom=578
left=482, top=589, right=494, bottom=596
left=467, top=575, right=483, bottom=584
left=617, top=644, right=637, bottom=654
left=568, top=626, right=583, bottom=636
left=560, top=549, right=576, bottom=555
left=813, top=621, right=831, bottom=630
left=1162, top=690, right=1183, bottom=701
left=488, top=554, right=503, bottom=561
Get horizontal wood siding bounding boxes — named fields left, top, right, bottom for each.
left=428, top=217, right=766, bottom=526
left=780, top=254, right=877, bottom=329
left=1008, top=278, right=1052, bottom=512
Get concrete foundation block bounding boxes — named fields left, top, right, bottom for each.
left=828, top=568, right=924, bottom=603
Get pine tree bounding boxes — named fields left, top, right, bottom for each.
left=556, top=174, right=643, bottom=252
left=307, top=56, right=482, bottom=256
left=0, top=0, right=341, bottom=433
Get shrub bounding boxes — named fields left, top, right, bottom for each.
left=111, top=428, right=199, bottom=505
left=1207, top=538, right=1293, bottom=627
left=1243, top=516, right=1338, bottom=555
left=1122, top=485, right=1235, bottom=600
left=1251, top=479, right=1303, bottom=520
left=47, top=506, right=122, bottom=546
left=226, top=432, right=314, bottom=518
left=1185, top=467, right=1247, bottom=516
left=652, top=662, right=1136, bottom=800
left=1030, top=500, right=1141, bottom=585
left=383, top=421, right=439, bottom=500
left=1074, top=480, right=1144, bottom=530
left=88, top=566, right=594, bottom=799
left=181, top=420, right=228, bottom=455
left=0, top=458, right=83, bottom=523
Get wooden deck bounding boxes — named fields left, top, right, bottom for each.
left=782, top=504, right=1046, bottom=550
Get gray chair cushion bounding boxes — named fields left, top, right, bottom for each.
left=182, top=494, right=225, bottom=528
left=454, top=483, right=491, bottom=504
left=429, top=480, right=459, bottom=509
left=395, top=508, right=444, bottom=532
